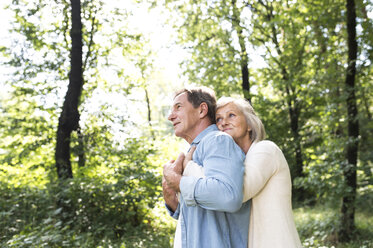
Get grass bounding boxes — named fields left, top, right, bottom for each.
left=1, top=179, right=371, bottom=248
left=294, top=205, right=373, bottom=248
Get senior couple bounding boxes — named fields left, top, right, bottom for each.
left=162, top=87, right=302, bottom=248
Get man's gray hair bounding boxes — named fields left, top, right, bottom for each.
left=217, top=97, right=266, bottom=142
left=174, top=87, right=217, bottom=124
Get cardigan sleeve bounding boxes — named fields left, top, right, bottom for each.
left=242, top=141, right=279, bottom=202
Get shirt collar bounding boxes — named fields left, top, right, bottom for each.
left=190, top=124, right=218, bottom=146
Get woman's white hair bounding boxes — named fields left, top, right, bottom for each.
left=217, top=97, right=266, bottom=143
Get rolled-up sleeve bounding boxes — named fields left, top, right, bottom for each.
left=180, top=133, right=245, bottom=212
left=165, top=202, right=180, bottom=220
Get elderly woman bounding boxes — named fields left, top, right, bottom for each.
left=181, top=97, right=302, bottom=248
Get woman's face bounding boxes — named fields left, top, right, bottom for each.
left=216, top=102, right=251, bottom=146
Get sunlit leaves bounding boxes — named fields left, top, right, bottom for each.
left=166, top=0, right=244, bottom=96
left=165, top=0, right=373, bottom=209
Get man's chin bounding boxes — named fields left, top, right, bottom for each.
left=174, top=130, right=184, bottom=138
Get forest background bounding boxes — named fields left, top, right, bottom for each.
left=0, top=0, right=372, bottom=247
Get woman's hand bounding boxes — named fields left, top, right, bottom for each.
left=183, top=146, right=196, bottom=171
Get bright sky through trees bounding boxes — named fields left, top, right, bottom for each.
left=0, top=0, right=186, bottom=139
left=0, top=0, right=185, bottom=91
left=0, top=1, right=12, bottom=86
left=0, top=0, right=268, bottom=91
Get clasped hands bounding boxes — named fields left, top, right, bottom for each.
left=163, top=146, right=196, bottom=193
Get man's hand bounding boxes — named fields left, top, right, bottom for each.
left=162, top=176, right=178, bottom=212
left=163, top=153, right=185, bottom=192
left=183, top=146, right=196, bottom=171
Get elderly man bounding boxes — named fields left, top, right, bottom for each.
left=163, top=87, right=250, bottom=248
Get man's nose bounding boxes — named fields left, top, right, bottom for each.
left=168, top=111, right=174, bottom=121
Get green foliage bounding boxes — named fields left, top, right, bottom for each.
left=0, top=136, right=176, bottom=247
left=1, top=188, right=173, bottom=247
left=166, top=1, right=372, bottom=242
left=0, top=181, right=51, bottom=244
left=0, top=89, right=56, bottom=188
left=0, top=1, right=180, bottom=245
left=294, top=205, right=373, bottom=248
left=166, top=0, right=243, bottom=97
left=1, top=0, right=373, bottom=246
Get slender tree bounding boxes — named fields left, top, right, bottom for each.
left=250, top=0, right=310, bottom=197
left=165, top=0, right=248, bottom=98
left=339, top=0, right=359, bottom=241
left=231, top=0, right=250, bottom=102
left=55, top=0, right=83, bottom=179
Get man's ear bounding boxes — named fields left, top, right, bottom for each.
left=199, top=102, right=208, bottom=119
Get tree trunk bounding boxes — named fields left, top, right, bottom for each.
left=283, top=78, right=310, bottom=203
left=231, top=0, right=251, bottom=103
left=288, top=99, right=304, bottom=178
left=77, top=127, right=86, bottom=167
left=145, top=87, right=152, bottom=126
left=339, top=0, right=359, bottom=242
left=255, top=1, right=307, bottom=201
left=55, top=0, right=83, bottom=180
left=144, top=87, right=155, bottom=139
left=239, top=43, right=250, bottom=103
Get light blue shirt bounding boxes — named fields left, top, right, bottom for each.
left=167, top=124, right=251, bottom=248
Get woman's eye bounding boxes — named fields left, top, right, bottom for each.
left=229, top=113, right=235, bottom=117
left=216, top=117, right=222, bottom=123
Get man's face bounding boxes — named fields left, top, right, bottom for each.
left=168, top=92, right=200, bottom=142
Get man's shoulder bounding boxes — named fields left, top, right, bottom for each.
left=201, top=129, right=233, bottom=144
left=199, top=130, right=241, bottom=155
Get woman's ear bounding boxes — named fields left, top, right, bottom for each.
left=199, top=102, right=208, bottom=118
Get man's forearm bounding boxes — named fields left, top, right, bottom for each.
left=162, top=177, right=179, bottom=212
left=164, top=192, right=178, bottom=212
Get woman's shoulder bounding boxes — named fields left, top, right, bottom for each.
left=250, top=140, right=281, bottom=153
left=246, top=140, right=289, bottom=174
